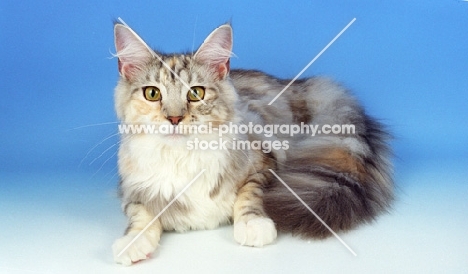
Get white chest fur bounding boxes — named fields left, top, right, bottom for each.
left=118, top=134, right=237, bottom=231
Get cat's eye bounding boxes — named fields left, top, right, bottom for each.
left=143, top=86, right=161, bottom=101
left=187, top=86, right=205, bottom=102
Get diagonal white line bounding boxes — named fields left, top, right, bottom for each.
left=117, top=169, right=206, bottom=257
left=152, top=54, right=206, bottom=105
left=117, top=17, right=207, bottom=105
left=268, top=18, right=356, bottom=105
left=268, top=169, right=357, bottom=256
left=67, top=121, right=120, bottom=131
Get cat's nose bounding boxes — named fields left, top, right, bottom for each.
left=167, top=116, right=184, bottom=125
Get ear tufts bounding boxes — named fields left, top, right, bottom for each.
left=114, top=23, right=153, bottom=80
left=194, top=24, right=233, bottom=79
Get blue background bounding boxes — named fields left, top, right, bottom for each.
left=1, top=1, right=468, bottom=272
left=1, top=1, right=467, bottom=174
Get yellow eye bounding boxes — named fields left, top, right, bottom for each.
left=143, top=86, right=161, bottom=101
left=187, top=86, right=205, bottom=102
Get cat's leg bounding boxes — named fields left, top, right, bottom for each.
left=112, top=202, right=162, bottom=266
left=233, top=173, right=277, bottom=247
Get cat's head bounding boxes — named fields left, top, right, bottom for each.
left=113, top=22, right=238, bottom=144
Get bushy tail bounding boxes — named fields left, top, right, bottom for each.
left=264, top=118, right=393, bottom=238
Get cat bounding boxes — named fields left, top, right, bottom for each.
left=111, top=22, right=393, bottom=266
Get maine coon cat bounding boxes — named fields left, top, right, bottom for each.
left=111, top=22, right=393, bottom=266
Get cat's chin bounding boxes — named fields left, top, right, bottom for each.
left=156, top=133, right=191, bottom=146
left=159, top=133, right=188, bottom=140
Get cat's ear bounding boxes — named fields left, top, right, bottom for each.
left=114, top=24, right=153, bottom=80
left=194, top=24, right=233, bottom=79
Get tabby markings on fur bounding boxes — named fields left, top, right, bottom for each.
left=111, top=22, right=393, bottom=266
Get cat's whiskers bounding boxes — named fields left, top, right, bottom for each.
left=103, top=165, right=119, bottom=187
left=67, top=121, right=120, bottom=131
left=80, top=132, right=120, bottom=167
left=89, top=140, right=120, bottom=166
left=89, top=137, right=131, bottom=179
left=114, top=118, right=274, bottom=177
left=110, top=20, right=393, bottom=264
left=92, top=147, right=119, bottom=178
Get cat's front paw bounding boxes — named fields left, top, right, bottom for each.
left=112, top=232, right=157, bottom=266
left=234, top=217, right=277, bottom=247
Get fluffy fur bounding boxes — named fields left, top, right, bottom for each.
left=111, top=22, right=393, bottom=266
